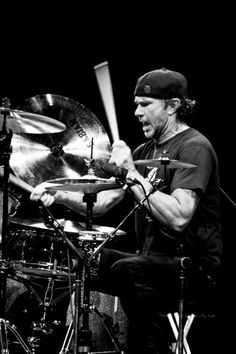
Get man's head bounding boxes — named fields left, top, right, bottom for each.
left=134, top=67, right=188, bottom=100
left=133, top=68, right=196, bottom=141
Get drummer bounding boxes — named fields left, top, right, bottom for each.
left=30, top=68, right=223, bottom=354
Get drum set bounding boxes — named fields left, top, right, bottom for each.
left=0, top=94, right=128, bottom=354
left=0, top=93, right=197, bottom=354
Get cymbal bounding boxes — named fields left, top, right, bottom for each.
left=45, top=175, right=119, bottom=193
left=9, top=217, right=126, bottom=236
left=60, top=219, right=126, bottom=236
left=134, top=158, right=197, bottom=169
left=0, top=107, right=66, bottom=134
left=9, top=94, right=111, bottom=187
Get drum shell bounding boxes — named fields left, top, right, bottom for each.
left=6, top=222, right=106, bottom=281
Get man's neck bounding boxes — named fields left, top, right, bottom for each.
left=156, top=122, right=190, bottom=145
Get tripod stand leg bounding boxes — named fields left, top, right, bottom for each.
left=0, top=318, right=33, bottom=353
left=59, top=320, right=74, bottom=354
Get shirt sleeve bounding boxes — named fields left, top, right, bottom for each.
left=170, top=145, right=214, bottom=194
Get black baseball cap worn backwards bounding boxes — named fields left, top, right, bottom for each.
left=134, top=67, right=188, bottom=99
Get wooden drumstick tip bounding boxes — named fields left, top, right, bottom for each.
left=94, top=61, right=109, bottom=71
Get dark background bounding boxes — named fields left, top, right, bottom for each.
left=1, top=4, right=235, bottom=352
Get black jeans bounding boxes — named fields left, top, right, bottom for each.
left=90, top=248, right=191, bottom=354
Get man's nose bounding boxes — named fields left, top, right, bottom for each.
left=134, top=106, right=143, bottom=119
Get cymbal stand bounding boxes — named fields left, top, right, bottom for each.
left=159, top=150, right=170, bottom=184
left=0, top=318, right=33, bottom=353
left=88, top=178, right=163, bottom=264
left=0, top=98, right=13, bottom=319
left=44, top=197, right=123, bottom=354
left=84, top=139, right=97, bottom=231
left=71, top=180, right=163, bottom=353
left=83, top=193, right=97, bottom=231
left=28, top=245, right=69, bottom=353
left=0, top=98, right=33, bottom=353
left=38, top=202, right=92, bottom=353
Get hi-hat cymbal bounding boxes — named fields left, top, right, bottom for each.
left=134, top=159, right=197, bottom=169
left=45, top=175, right=119, bottom=193
left=60, top=219, right=126, bottom=236
left=9, top=94, right=111, bottom=187
left=0, top=107, right=66, bottom=134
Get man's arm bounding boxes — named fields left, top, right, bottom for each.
left=30, top=182, right=125, bottom=217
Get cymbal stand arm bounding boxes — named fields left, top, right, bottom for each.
left=38, top=200, right=89, bottom=267
left=88, top=181, right=160, bottom=264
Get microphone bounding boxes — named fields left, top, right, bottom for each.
left=102, top=162, right=141, bottom=186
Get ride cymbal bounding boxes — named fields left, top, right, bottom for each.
left=0, top=107, right=66, bottom=134
left=9, top=94, right=111, bottom=187
left=134, top=158, right=197, bottom=169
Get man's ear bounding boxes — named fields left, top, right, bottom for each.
left=167, top=98, right=181, bottom=116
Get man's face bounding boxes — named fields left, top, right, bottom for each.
left=134, top=96, right=169, bottom=139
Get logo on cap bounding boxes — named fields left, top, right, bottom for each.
left=144, top=85, right=151, bottom=94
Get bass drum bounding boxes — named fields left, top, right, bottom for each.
left=65, top=292, right=128, bottom=352
left=90, top=292, right=128, bottom=352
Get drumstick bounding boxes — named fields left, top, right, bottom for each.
left=94, top=61, right=120, bottom=142
left=0, top=167, right=33, bottom=193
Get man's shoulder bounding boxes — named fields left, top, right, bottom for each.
left=132, top=140, right=155, bottom=159
left=182, top=128, right=214, bottom=149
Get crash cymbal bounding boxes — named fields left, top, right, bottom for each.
left=0, top=107, right=66, bottom=134
left=45, top=175, right=119, bottom=193
left=8, top=217, right=126, bottom=236
left=134, top=158, right=197, bottom=169
left=9, top=94, right=111, bottom=187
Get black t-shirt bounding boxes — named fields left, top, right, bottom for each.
left=133, top=128, right=223, bottom=271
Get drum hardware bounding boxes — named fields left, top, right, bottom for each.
left=0, top=318, right=33, bottom=354
left=134, top=150, right=196, bottom=192
left=1, top=98, right=15, bottom=320
left=36, top=186, right=127, bottom=353
left=7, top=217, right=126, bottom=237
left=7, top=245, right=75, bottom=354
left=134, top=152, right=197, bottom=169
left=0, top=96, right=66, bottom=353
left=27, top=276, right=70, bottom=354
left=37, top=160, right=163, bottom=353
left=37, top=202, right=99, bottom=353
left=60, top=307, right=125, bottom=354
left=9, top=93, right=112, bottom=188
left=0, top=103, right=66, bottom=135
left=3, top=92, right=126, bottom=352
left=87, top=177, right=164, bottom=265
